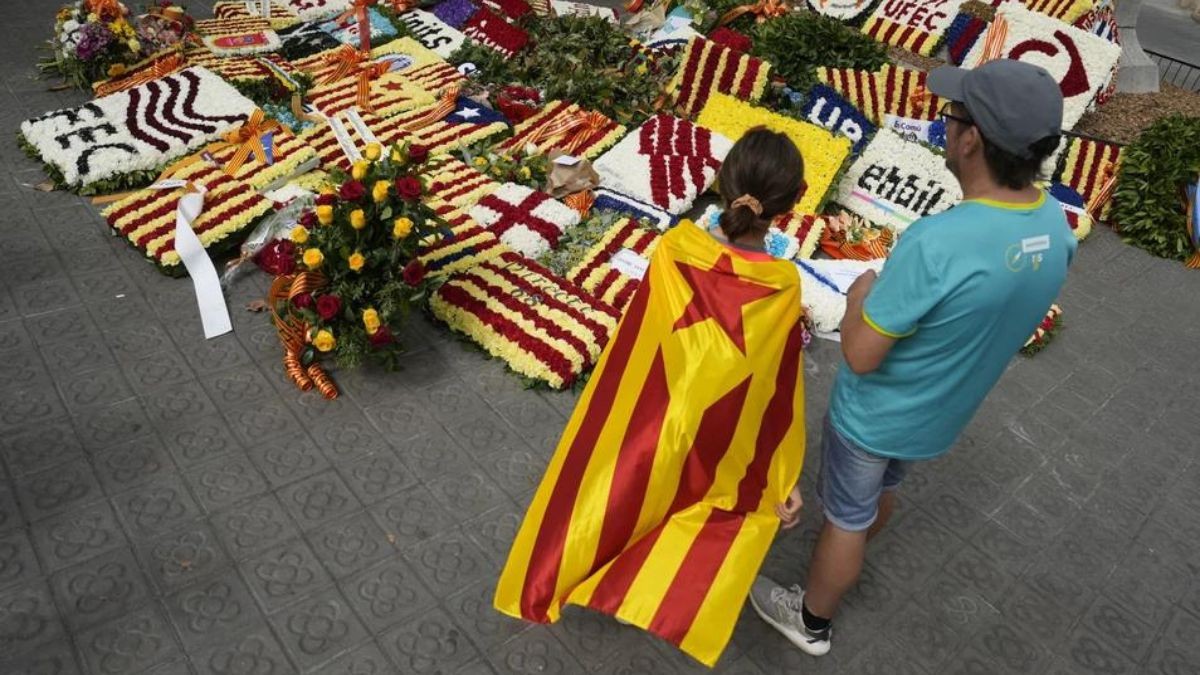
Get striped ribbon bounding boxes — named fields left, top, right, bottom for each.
left=317, top=45, right=369, bottom=85
left=269, top=272, right=339, bottom=398
left=977, top=14, right=1009, bottom=65
left=525, top=110, right=610, bottom=154
left=400, top=87, right=461, bottom=130
left=716, top=0, right=790, bottom=27
left=207, top=109, right=281, bottom=177
left=564, top=190, right=596, bottom=218
left=93, top=52, right=186, bottom=97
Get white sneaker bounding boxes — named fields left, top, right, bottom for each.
left=748, top=576, right=832, bottom=656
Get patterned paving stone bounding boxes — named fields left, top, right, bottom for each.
left=189, top=623, right=295, bottom=675
left=0, top=637, right=84, bottom=675
left=91, top=434, right=178, bottom=495
left=0, top=420, right=85, bottom=477
left=112, top=476, right=205, bottom=538
left=136, top=523, right=232, bottom=594
left=320, top=640, right=396, bottom=675
left=31, top=501, right=126, bottom=572
left=380, top=607, right=482, bottom=674
left=240, top=538, right=333, bottom=613
left=76, top=604, right=182, bottom=675
left=248, top=434, right=332, bottom=489
left=162, top=414, right=244, bottom=469
left=209, top=494, right=300, bottom=562
left=184, top=450, right=270, bottom=512
left=50, top=546, right=151, bottom=631
left=338, top=449, right=416, bottom=505
left=339, top=556, right=436, bottom=635
left=0, top=580, right=65, bottom=659
left=269, top=586, right=369, bottom=672
left=165, top=573, right=262, bottom=650
left=18, top=458, right=103, bottom=521
left=404, top=529, right=490, bottom=598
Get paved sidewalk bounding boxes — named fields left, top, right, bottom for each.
left=2, top=2, right=1200, bottom=674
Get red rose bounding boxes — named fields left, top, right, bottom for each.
left=402, top=259, right=426, bottom=286
left=708, top=27, right=751, bottom=54
left=298, top=210, right=317, bottom=229
left=407, top=144, right=429, bottom=164
left=339, top=180, right=366, bottom=202
left=368, top=325, right=395, bottom=348
left=253, top=239, right=296, bottom=276
left=394, top=176, right=422, bottom=202
left=315, top=294, right=342, bottom=321
left=292, top=292, right=313, bottom=310
left=315, top=193, right=336, bottom=206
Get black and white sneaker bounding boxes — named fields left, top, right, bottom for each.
left=748, top=576, right=832, bottom=656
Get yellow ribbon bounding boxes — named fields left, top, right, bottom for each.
left=716, top=0, right=789, bottom=27
left=399, top=87, right=460, bottom=131
left=525, top=110, right=610, bottom=154
left=318, top=45, right=370, bottom=85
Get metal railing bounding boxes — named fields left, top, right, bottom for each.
left=1145, top=49, right=1200, bottom=91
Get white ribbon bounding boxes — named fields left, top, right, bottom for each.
left=174, top=186, right=233, bottom=339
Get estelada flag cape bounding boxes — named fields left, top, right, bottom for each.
left=495, top=222, right=807, bottom=667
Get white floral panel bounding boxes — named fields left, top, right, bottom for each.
left=592, top=114, right=733, bottom=215
left=284, top=0, right=351, bottom=21
left=469, top=183, right=581, bottom=259
left=964, top=3, right=1122, bottom=131
left=20, top=66, right=256, bottom=188
left=835, top=128, right=962, bottom=234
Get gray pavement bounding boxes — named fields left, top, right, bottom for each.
left=3, top=2, right=1200, bottom=674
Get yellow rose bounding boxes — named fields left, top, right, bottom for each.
left=364, top=143, right=381, bottom=161
left=348, top=251, right=365, bottom=272
left=351, top=160, right=370, bottom=181
left=391, top=147, right=403, bottom=162
left=88, top=12, right=100, bottom=22
left=127, top=39, right=140, bottom=52
left=290, top=225, right=309, bottom=244
left=107, top=63, right=127, bottom=77
left=372, top=180, right=389, bottom=204
left=316, top=205, right=334, bottom=226
left=312, top=329, right=336, bottom=352
left=319, top=186, right=335, bottom=197
left=350, top=209, right=366, bottom=230
left=636, top=64, right=648, bottom=75
left=303, top=248, right=324, bottom=269
left=472, top=156, right=488, bottom=168
left=518, top=166, right=531, bottom=180
left=392, top=217, right=413, bottom=239
left=362, top=308, right=381, bottom=335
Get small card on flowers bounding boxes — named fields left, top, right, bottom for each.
left=430, top=250, right=621, bottom=389
left=592, top=114, right=733, bottom=215
left=469, top=183, right=582, bottom=259
left=697, top=92, right=852, bottom=216
left=861, top=0, right=967, bottom=56
left=963, top=3, right=1121, bottom=130
left=667, top=37, right=771, bottom=119
left=496, top=101, right=626, bottom=160
left=565, top=217, right=662, bottom=313
left=195, top=17, right=283, bottom=56
left=835, top=128, right=962, bottom=234
left=19, top=66, right=256, bottom=192
left=101, top=160, right=273, bottom=274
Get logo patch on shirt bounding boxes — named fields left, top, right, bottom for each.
left=1021, top=235, right=1051, bottom=253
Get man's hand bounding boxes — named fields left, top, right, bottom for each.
left=776, top=485, right=803, bottom=529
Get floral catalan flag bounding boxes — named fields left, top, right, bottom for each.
left=495, top=223, right=807, bottom=666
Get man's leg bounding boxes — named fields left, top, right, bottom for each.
left=867, top=490, right=897, bottom=541
left=802, top=521, right=867, bottom=618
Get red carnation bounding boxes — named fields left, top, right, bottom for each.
left=292, top=292, right=313, bottom=310
left=339, top=180, right=366, bottom=202
left=315, top=193, right=336, bottom=206
left=402, top=259, right=426, bottom=286
left=298, top=210, right=317, bottom=229
left=394, top=176, right=422, bottom=202
left=253, top=239, right=296, bottom=276
left=708, top=27, right=752, bottom=54
left=369, top=325, right=395, bottom=348
left=315, top=294, right=342, bottom=321
left=407, top=144, right=429, bottom=164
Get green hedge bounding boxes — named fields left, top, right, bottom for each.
left=1111, top=115, right=1200, bottom=262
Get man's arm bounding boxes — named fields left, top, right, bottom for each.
left=839, top=270, right=897, bottom=375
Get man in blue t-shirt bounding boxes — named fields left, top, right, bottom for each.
left=751, top=60, right=1076, bottom=656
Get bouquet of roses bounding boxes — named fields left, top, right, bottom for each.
left=461, top=142, right=551, bottom=188
left=43, top=1, right=190, bottom=89
left=263, top=140, right=447, bottom=397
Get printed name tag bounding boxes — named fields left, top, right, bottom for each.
left=1021, top=235, right=1050, bottom=253
left=610, top=248, right=649, bottom=280
left=884, top=115, right=935, bottom=145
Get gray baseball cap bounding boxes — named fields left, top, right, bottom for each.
left=927, top=59, right=1063, bottom=159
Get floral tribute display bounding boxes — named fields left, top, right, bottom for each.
left=469, top=183, right=582, bottom=258
left=496, top=102, right=627, bottom=160
left=306, top=69, right=436, bottom=116
left=462, top=6, right=530, bottom=57
left=592, top=189, right=675, bottom=231
left=195, top=16, right=282, bottom=56
left=398, top=9, right=468, bottom=59
left=806, top=0, right=877, bottom=21
left=1055, top=135, right=1122, bottom=222
left=815, top=64, right=946, bottom=127
left=423, top=155, right=502, bottom=209
left=213, top=1, right=302, bottom=28
left=861, top=0, right=967, bottom=56
left=667, top=37, right=771, bottom=119
left=1021, top=303, right=1063, bottom=355
left=564, top=216, right=661, bottom=313
left=430, top=250, right=621, bottom=389
left=964, top=3, right=1121, bottom=130
left=102, top=161, right=274, bottom=273
left=19, top=66, right=256, bottom=193
left=944, top=12, right=989, bottom=65
left=1048, top=183, right=1094, bottom=241
left=207, top=120, right=319, bottom=190
left=835, top=128, right=962, bottom=233
left=416, top=198, right=511, bottom=277
left=801, top=84, right=875, bottom=154
left=772, top=212, right=826, bottom=260
left=1024, top=0, right=1094, bottom=23
left=43, top=0, right=173, bottom=90
left=593, top=114, right=733, bottom=215
left=819, top=210, right=893, bottom=259
left=266, top=139, right=447, bottom=397
left=697, top=93, right=852, bottom=215
left=284, top=0, right=352, bottom=22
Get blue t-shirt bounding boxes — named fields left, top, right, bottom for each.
left=830, top=193, right=1076, bottom=460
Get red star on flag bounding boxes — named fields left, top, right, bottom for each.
left=672, top=253, right=778, bottom=354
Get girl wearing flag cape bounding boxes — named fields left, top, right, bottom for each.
left=496, top=128, right=811, bottom=667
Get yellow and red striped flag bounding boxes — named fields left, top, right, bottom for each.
left=495, top=223, right=808, bottom=667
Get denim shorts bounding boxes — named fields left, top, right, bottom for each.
left=816, top=414, right=911, bottom=532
